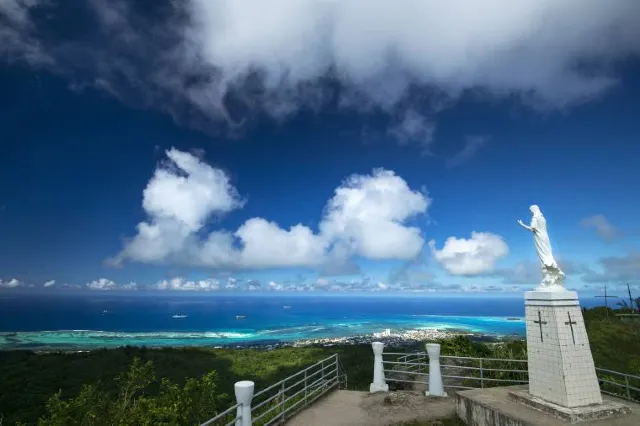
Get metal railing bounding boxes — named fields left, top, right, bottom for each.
left=383, top=352, right=529, bottom=391
left=200, top=403, right=241, bottom=426
left=251, top=354, right=346, bottom=425
left=596, top=367, right=640, bottom=402
left=200, top=354, right=347, bottom=426
left=382, top=351, right=639, bottom=402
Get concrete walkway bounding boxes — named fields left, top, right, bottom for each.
left=286, top=390, right=456, bottom=426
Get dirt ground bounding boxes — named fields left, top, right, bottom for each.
left=285, top=390, right=457, bottom=426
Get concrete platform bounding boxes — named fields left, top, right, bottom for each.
left=456, top=386, right=639, bottom=425
left=286, top=390, right=456, bottom=426
left=509, top=388, right=630, bottom=423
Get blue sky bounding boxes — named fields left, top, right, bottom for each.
left=1, top=0, right=640, bottom=295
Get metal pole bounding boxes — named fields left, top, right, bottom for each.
left=595, top=283, right=616, bottom=319
left=304, top=369, right=308, bottom=405
left=424, top=354, right=428, bottom=376
left=625, top=375, right=631, bottom=401
left=335, top=354, right=339, bottom=387
left=479, top=358, right=484, bottom=389
left=280, top=380, right=286, bottom=424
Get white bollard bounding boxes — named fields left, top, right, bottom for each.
left=425, top=343, right=447, bottom=397
left=234, top=380, right=254, bottom=426
left=370, top=341, right=389, bottom=393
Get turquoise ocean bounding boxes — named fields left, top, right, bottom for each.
left=0, top=293, right=602, bottom=350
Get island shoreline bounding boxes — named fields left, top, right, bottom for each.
left=0, top=327, right=525, bottom=353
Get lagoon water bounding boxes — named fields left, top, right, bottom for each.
left=0, top=292, right=602, bottom=350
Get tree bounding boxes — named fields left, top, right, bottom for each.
left=38, top=358, right=224, bottom=426
left=616, top=299, right=628, bottom=309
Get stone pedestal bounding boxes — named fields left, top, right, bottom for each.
left=525, top=290, right=602, bottom=407
left=425, top=343, right=447, bottom=397
left=370, top=341, right=389, bottom=393
left=234, top=380, right=254, bottom=426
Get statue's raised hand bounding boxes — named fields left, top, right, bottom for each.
left=517, top=219, right=532, bottom=231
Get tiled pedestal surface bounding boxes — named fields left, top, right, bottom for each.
left=525, top=290, right=602, bottom=407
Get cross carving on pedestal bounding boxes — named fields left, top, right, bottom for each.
left=533, top=310, right=547, bottom=342
left=565, top=312, right=577, bottom=344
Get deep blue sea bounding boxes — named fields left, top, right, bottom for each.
left=0, top=292, right=603, bottom=350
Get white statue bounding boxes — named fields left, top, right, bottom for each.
left=517, top=205, right=566, bottom=291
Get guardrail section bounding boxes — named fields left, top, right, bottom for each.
left=200, top=354, right=347, bottom=426
left=382, top=351, right=529, bottom=392
left=381, top=344, right=638, bottom=403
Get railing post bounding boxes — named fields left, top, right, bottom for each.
left=479, top=358, right=484, bottom=389
left=280, top=380, right=286, bottom=423
left=625, top=375, right=631, bottom=401
left=370, top=341, right=389, bottom=393
left=234, top=381, right=254, bottom=426
left=335, top=355, right=339, bottom=387
left=422, top=353, right=428, bottom=376
left=304, top=368, right=308, bottom=404
left=425, top=343, right=447, bottom=397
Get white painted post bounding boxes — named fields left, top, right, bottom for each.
left=425, top=343, right=447, bottom=397
left=370, top=341, right=389, bottom=393
left=234, top=380, right=254, bottom=426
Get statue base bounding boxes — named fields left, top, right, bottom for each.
left=510, top=388, right=631, bottom=422
left=524, top=291, right=603, bottom=407
left=533, top=284, right=566, bottom=293
left=539, top=263, right=566, bottom=289
left=456, top=385, right=634, bottom=426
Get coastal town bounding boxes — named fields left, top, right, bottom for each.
left=217, top=327, right=516, bottom=351
left=293, top=327, right=462, bottom=347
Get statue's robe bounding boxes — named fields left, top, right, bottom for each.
left=530, top=214, right=558, bottom=269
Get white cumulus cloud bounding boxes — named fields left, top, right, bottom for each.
left=111, top=148, right=430, bottom=269
left=429, top=232, right=509, bottom=275
left=83, top=279, right=137, bottom=290
left=151, top=277, right=220, bottom=291
left=314, top=278, right=330, bottom=289
left=43, top=280, right=56, bottom=288
left=86, top=278, right=118, bottom=290
left=0, top=278, right=23, bottom=288
left=268, top=281, right=284, bottom=291
left=320, top=169, right=429, bottom=260
left=3, top=0, right=639, bottom=144
left=235, top=218, right=326, bottom=268
left=121, top=281, right=138, bottom=290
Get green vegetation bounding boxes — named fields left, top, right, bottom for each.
left=615, top=296, right=640, bottom=312
left=0, top=346, right=334, bottom=425
left=0, top=307, right=638, bottom=425
left=35, top=358, right=224, bottom=426
left=584, top=306, right=640, bottom=373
